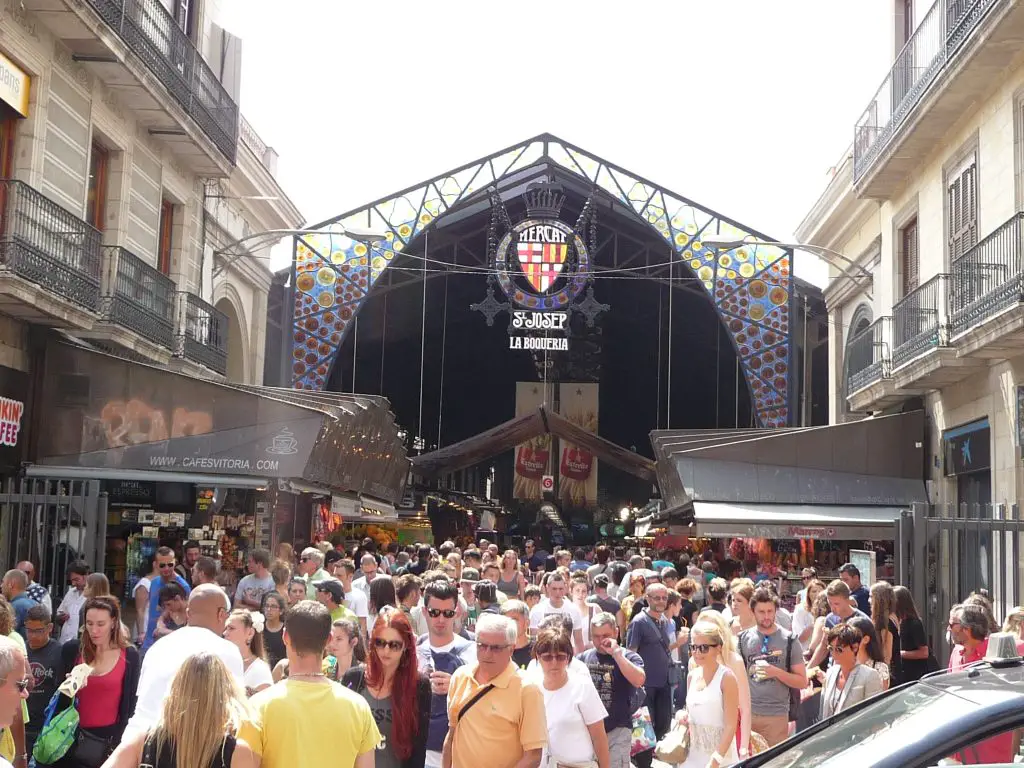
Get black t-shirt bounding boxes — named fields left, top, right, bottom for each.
left=680, top=599, right=698, bottom=628
left=27, top=639, right=65, bottom=733
left=407, top=561, right=429, bottom=576
left=899, top=616, right=930, bottom=682
left=512, top=642, right=535, bottom=670
left=887, top=618, right=903, bottom=684
left=264, top=626, right=286, bottom=670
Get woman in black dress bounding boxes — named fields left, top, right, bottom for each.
left=260, top=592, right=287, bottom=670
left=893, top=585, right=936, bottom=683
left=102, top=652, right=256, bottom=768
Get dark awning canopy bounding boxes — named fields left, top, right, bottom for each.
left=33, top=338, right=410, bottom=502
left=412, top=406, right=656, bottom=483
left=649, top=411, right=927, bottom=510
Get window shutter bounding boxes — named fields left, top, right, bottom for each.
left=901, top=218, right=919, bottom=296
left=948, top=159, right=977, bottom=263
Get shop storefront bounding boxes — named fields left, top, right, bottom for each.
left=0, top=49, right=30, bottom=177
left=650, top=411, right=927, bottom=606
left=27, top=337, right=409, bottom=601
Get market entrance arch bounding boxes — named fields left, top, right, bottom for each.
left=288, top=134, right=795, bottom=429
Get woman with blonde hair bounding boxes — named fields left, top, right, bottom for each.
left=693, top=610, right=751, bottom=758
left=677, top=619, right=739, bottom=767
left=1004, top=606, right=1024, bottom=639
left=101, top=651, right=257, bottom=768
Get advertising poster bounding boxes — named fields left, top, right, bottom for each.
left=513, top=382, right=553, bottom=500
left=558, top=383, right=599, bottom=505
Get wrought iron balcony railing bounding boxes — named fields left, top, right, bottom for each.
left=950, top=212, right=1024, bottom=336
left=846, top=316, right=893, bottom=395
left=175, top=291, right=227, bottom=374
left=239, top=115, right=268, bottom=162
left=853, top=0, right=1003, bottom=182
left=0, top=179, right=102, bottom=311
left=101, top=246, right=175, bottom=348
left=87, top=0, right=238, bottom=163
left=892, top=273, right=950, bottom=368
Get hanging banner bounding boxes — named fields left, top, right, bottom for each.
left=558, top=383, right=599, bottom=505
left=513, top=382, right=553, bottom=499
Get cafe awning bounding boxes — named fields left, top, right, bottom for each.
left=32, top=337, right=410, bottom=502
left=684, top=501, right=904, bottom=540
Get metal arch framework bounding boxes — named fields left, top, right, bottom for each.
left=289, top=133, right=796, bottom=428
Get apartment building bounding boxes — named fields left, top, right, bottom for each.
left=0, top=0, right=301, bottom=389
left=796, top=0, right=1024, bottom=509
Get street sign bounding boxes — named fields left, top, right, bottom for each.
left=541, top=475, right=554, bottom=492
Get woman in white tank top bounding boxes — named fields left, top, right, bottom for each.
left=679, top=620, right=740, bottom=768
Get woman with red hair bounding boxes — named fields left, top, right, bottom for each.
left=342, top=606, right=431, bottom=768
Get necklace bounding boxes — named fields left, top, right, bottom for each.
left=290, top=672, right=326, bottom=679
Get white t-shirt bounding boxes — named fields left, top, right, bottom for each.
left=244, top=658, right=274, bottom=692
left=537, top=673, right=608, bottom=765
left=792, top=605, right=814, bottom=651
left=525, top=656, right=590, bottom=681
left=124, top=626, right=244, bottom=739
left=344, top=588, right=369, bottom=620
left=56, top=588, right=86, bottom=644
left=351, top=573, right=390, bottom=596
left=133, top=578, right=152, bottom=638
left=529, top=599, right=584, bottom=631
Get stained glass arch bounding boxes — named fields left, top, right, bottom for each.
left=289, top=134, right=794, bottom=428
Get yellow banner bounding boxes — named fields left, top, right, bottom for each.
left=558, top=383, right=598, bottom=505
left=0, top=52, right=29, bottom=118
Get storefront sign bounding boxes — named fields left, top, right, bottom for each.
left=943, top=419, right=990, bottom=477
left=0, top=52, right=30, bottom=118
left=0, top=396, right=23, bottom=447
left=107, top=479, right=156, bottom=509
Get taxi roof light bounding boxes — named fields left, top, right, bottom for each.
left=984, top=631, right=1021, bottom=666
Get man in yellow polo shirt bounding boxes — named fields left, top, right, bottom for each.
left=443, top=613, right=547, bottom=768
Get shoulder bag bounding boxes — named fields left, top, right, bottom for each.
left=649, top=612, right=683, bottom=687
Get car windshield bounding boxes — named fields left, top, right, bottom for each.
left=758, top=683, right=979, bottom=768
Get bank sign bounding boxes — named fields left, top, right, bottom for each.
left=472, top=183, right=607, bottom=351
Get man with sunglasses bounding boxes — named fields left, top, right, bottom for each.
left=141, top=546, right=191, bottom=652
left=737, top=587, right=806, bottom=748
left=626, top=583, right=675, bottom=768
left=416, top=579, right=476, bottom=768
left=0, top=636, right=29, bottom=768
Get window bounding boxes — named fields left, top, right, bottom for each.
left=902, top=0, right=914, bottom=46
left=900, top=217, right=919, bottom=297
left=0, top=106, right=16, bottom=178
left=85, top=142, right=109, bottom=231
left=158, top=199, right=174, bottom=276
left=947, top=158, right=977, bottom=263
left=174, top=0, right=194, bottom=38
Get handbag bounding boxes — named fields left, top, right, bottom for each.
left=630, top=706, right=658, bottom=756
left=654, top=720, right=689, bottom=763
left=71, top=729, right=112, bottom=768
left=32, top=693, right=78, bottom=765
left=749, top=731, right=770, bottom=755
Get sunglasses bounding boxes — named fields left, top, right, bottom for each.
left=5, top=678, right=28, bottom=693
left=158, top=563, right=175, bottom=569
left=760, top=636, right=771, bottom=655
left=427, top=608, right=457, bottom=619
left=691, top=643, right=720, bottom=654
left=373, top=638, right=404, bottom=652
left=476, top=641, right=510, bottom=653
left=538, top=653, right=569, bottom=663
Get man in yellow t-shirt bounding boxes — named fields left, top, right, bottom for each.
left=240, top=601, right=379, bottom=768
left=443, top=614, right=547, bottom=768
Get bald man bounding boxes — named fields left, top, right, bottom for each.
left=123, top=584, right=244, bottom=739
left=16, top=561, right=51, bottom=613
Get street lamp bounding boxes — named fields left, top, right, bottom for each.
left=701, top=234, right=873, bottom=299
left=212, top=226, right=389, bottom=277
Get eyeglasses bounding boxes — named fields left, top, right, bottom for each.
left=373, top=638, right=404, bottom=652
left=691, top=644, right=720, bottom=654
left=2, top=678, right=29, bottom=693
left=300, top=557, right=311, bottom=563
left=948, top=621, right=961, bottom=629
left=476, top=641, right=510, bottom=653
left=829, top=644, right=850, bottom=655
left=427, top=608, right=457, bottom=619
left=158, top=563, right=175, bottom=569
left=538, top=653, right=569, bottom=663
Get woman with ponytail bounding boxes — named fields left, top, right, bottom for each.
left=342, top=607, right=430, bottom=768
left=222, top=610, right=272, bottom=696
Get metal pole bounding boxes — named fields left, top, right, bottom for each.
left=437, top=274, right=449, bottom=447
left=656, top=287, right=662, bottom=430
left=351, top=315, right=358, bottom=392
left=417, top=231, right=429, bottom=441
left=666, top=247, right=673, bottom=429
left=379, top=294, right=387, bottom=395
left=801, top=293, right=809, bottom=426
left=735, top=356, right=740, bottom=429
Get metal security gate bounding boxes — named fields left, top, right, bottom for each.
left=899, top=501, right=1024, bottom=665
left=0, top=476, right=107, bottom=602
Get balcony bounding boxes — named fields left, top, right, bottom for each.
left=89, top=246, right=176, bottom=356
left=175, top=292, right=227, bottom=374
left=853, top=0, right=1024, bottom=197
left=949, top=211, right=1024, bottom=357
left=891, top=274, right=983, bottom=389
left=846, top=317, right=906, bottom=412
left=26, top=0, right=238, bottom=173
left=0, top=179, right=101, bottom=327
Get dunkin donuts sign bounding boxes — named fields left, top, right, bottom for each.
left=0, top=396, right=23, bottom=447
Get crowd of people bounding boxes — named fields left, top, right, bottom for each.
left=0, top=539, right=1008, bottom=768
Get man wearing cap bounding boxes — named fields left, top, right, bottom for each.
left=314, top=579, right=357, bottom=624
left=587, top=574, right=621, bottom=617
